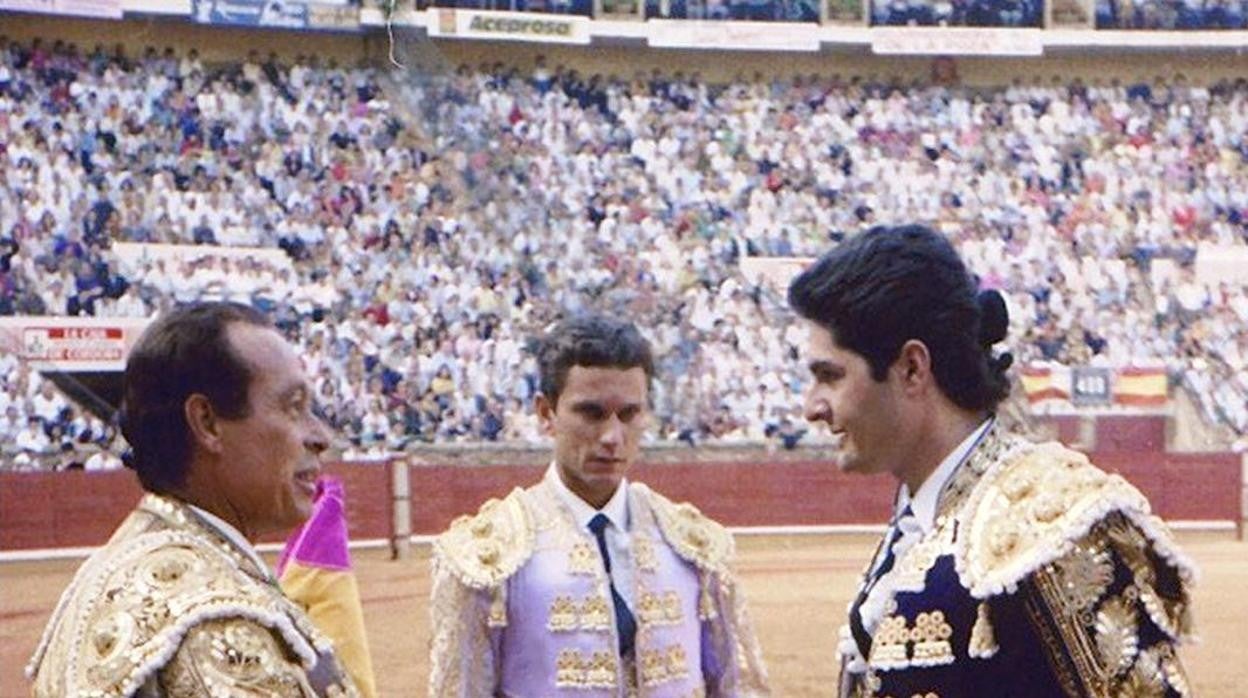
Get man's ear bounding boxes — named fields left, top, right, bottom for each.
left=184, top=394, right=224, bottom=455
left=535, top=393, right=556, bottom=437
left=894, top=339, right=933, bottom=397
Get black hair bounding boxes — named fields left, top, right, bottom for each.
left=536, top=313, right=655, bottom=407
left=119, top=302, right=270, bottom=493
left=788, top=224, right=1012, bottom=412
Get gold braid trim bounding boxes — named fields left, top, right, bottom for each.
left=431, top=488, right=535, bottom=592
left=641, top=484, right=734, bottom=573
left=953, top=442, right=1197, bottom=600
left=29, top=527, right=325, bottom=698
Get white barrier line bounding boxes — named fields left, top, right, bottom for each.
left=2, top=521, right=1238, bottom=563
left=1168, top=520, right=1239, bottom=531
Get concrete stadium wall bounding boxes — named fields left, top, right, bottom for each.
left=2, top=451, right=1240, bottom=552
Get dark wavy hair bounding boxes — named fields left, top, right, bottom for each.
left=788, top=224, right=1012, bottom=412
left=536, top=313, right=656, bottom=407
left=119, top=302, right=270, bottom=493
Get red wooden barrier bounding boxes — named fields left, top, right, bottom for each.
left=2, top=452, right=1240, bottom=551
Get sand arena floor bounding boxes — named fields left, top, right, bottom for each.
left=2, top=533, right=1244, bottom=696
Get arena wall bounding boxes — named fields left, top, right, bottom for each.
left=1, top=452, right=1240, bottom=553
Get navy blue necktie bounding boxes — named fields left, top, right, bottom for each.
left=589, top=513, right=637, bottom=657
left=848, top=504, right=914, bottom=658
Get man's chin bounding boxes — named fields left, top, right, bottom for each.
left=833, top=451, right=868, bottom=474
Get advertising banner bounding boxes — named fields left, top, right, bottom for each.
left=647, top=19, right=821, bottom=51
left=0, top=317, right=151, bottom=372
left=425, top=7, right=591, bottom=44
left=871, top=27, right=1043, bottom=56
left=192, top=0, right=360, bottom=30
left=0, top=0, right=121, bottom=19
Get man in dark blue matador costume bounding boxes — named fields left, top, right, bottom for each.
left=789, top=224, right=1195, bottom=698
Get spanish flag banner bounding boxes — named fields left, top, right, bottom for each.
left=1019, top=364, right=1071, bottom=404
left=277, top=476, right=378, bottom=698
left=1113, top=366, right=1168, bottom=407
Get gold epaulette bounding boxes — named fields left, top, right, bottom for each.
left=28, top=528, right=325, bottom=698
left=641, top=484, right=734, bottom=573
left=432, top=488, right=535, bottom=590
left=954, top=441, right=1196, bottom=600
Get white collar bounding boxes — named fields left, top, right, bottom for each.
left=900, top=417, right=993, bottom=533
left=546, top=462, right=630, bottom=533
left=187, top=503, right=273, bottom=578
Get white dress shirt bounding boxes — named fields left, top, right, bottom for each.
left=897, top=417, right=995, bottom=534
left=547, top=463, right=636, bottom=611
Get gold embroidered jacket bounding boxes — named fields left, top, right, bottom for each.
left=27, top=493, right=359, bottom=698
left=840, top=429, right=1196, bottom=698
left=429, top=475, right=771, bottom=697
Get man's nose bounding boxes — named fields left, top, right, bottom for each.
left=804, top=390, right=830, bottom=424
left=307, top=414, right=332, bottom=454
left=599, top=415, right=624, bottom=449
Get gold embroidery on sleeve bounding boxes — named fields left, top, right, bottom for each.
left=1094, top=595, right=1139, bottom=676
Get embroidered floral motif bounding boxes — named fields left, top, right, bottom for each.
left=585, top=651, right=617, bottom=688
left=547, top=596, right=578, bottom=633
left=1094, top=595, right=1139, bottom=676
left=635, top=538, right=659, bottom=572
left=580, top=594, right=612, bottom=632
left=569, top=542, right=598, bottom=576
left=665, top=645, right=690, bottom=681
left=555, top=649, right=583, bottom=688
left=1118, top=644, right=1168, bottom=698
left=892, top=537, right=941, bottom=593
left=663, top=591, right=683, bottom=624
left=1050, top=544, right=1114, bottom=613
left=641, top=649, right=669, bottom=686
left=637, top=591, right=685, bottom=628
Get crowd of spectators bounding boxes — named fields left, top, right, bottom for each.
left=2, top=37, right=1247, bottom=469
left=1096, top=0, right=1248, bottom=28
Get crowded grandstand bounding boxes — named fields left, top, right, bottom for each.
left=1, top=3, right=1247, bottom=471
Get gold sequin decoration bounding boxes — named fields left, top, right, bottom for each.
left=910, top=611, right=954, bottom=667
left=635, top=538, right=659, bottom=572
left=488, top=586, right=507, bottom=628
left=585, top=651, right=617, bottom=688
left=1120, top=645, right=1168, bottom=698
left=698, top=575, right=717, bottom=621
left=547, top=596, right=578, bottom=632
left=1094, top=595, right=1139, bottom=676
left=868, top=615, right=911, bottom=670
left=638, top=591, right=685, bottom=627
left=581, top=594, right=612, bottom=632
left=569, top=542, right=598, bottom=576
left=641, top=649, right=669, bottom=687
left=968, top=602, right=999, bottom=659
left=639, top=592, right=663, bottom=625
left=666, top=645, right=690, bottom=681
left=892, top=538, right=941, bottom=592
left=1051, top=544, right=1115, bottom=613
left=663, top=591, right=683, bottom=624
left=555, top=649, right=583, bottom=688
